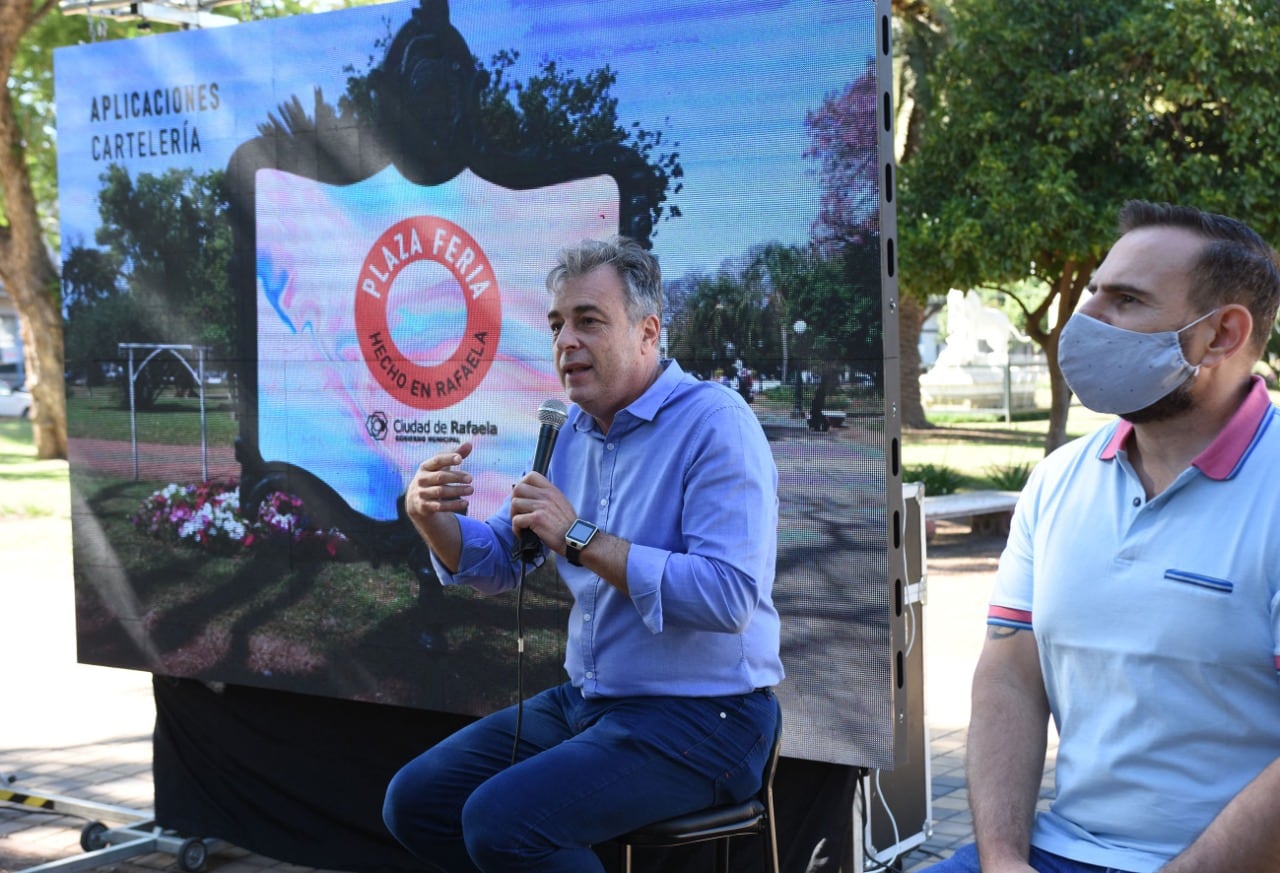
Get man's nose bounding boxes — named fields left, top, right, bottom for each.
left=555, top=325, right=578, bottom=349
left=1076, top=294, right=1107, bottom=322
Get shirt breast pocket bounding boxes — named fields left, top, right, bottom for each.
left=1163, top=568, right=1234, bottom=594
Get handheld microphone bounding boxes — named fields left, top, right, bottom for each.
left=519, top=398, right=568, bottom=562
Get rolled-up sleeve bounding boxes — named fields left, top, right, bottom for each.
left=625, top=403, right=777, bottom=635
left=429, top=508, right=523, bottom=596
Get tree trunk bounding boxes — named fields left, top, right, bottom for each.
left=0, top=0, right=65, bottom=459
left=1041, top=286, right=1080, bottom=455
left=1027, top=262, right=1094, bottom=455
left=889, top=0, right=948, bottom=432
left=12, top=286, right=65, bottom=457
left=898, top=293, right=932, bottom=428
left=1045, top=354, right=1073, bottom=454
left=808, top=369, right=831, bottom=431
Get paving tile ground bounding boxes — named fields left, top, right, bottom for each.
left=2, top=514, right=1054, bottom=872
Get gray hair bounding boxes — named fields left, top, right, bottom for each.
left=546, top=235, right=663, bottom=324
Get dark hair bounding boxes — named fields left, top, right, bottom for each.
left=1118, top=200, right=1280, bottom=353
left=545, top=235, right=663, bottom=324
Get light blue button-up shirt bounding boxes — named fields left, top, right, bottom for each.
left=433, top=359, right=784, bottom=698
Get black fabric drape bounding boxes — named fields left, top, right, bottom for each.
left=152, top=677, right=860, bottom=872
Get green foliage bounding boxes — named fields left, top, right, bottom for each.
left=903, top=0, right=1280, bottom=292
left=62, top=165, right=234, bottom=405
left=66, top=390, right=239, bottom=446
left=0, top=418, right=67, bottom=519
left=902, top=461, right=967, bottom=496
left=780, top=60, right=886, bottom=404
left=474, top=50, right=684, bottom=232
left=901, top=0, right=1118, bottom=298
left=984, top=461, right=1034, bottom=492
left=899, top=0, right=1280, bottom=447
left=665, top=240, right=882, bottom=381
left=12, top=12, right=179, bottom=252
left=0, top=417, right=33, bottom=462
left=340, top=44, right=684, bottom=236
left=11, top=13, right=86, bottom=244
left=667, top=265, right=781, bottom=378
left=789, top=240, right=883, bottom=370
left=62, top=291, right=143, bottom=387
left=1267, top=320, right=1280, bottom=372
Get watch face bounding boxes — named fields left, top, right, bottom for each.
left=566, top=519, right=596, bottom=545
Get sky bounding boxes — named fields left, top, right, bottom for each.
left=55, top=0, right=880, bottom=282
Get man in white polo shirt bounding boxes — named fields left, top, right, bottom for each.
left=922, top=200, right=1280, bottom=873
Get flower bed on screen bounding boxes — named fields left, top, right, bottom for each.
left=132, top=479, right=349, bottom=559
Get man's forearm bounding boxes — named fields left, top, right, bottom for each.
left=1159, top=756, right=1280, bottom=873
left=412, top=511, right=463, bottom=574
left=966, top=629, right=1050, bottom=870
left=569, top=528, right=630, bottom=595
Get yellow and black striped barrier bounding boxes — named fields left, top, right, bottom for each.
left=0, top=786, right=57, bottom=810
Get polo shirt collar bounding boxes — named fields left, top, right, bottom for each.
left=1099, top=374, right=1274, bottom=480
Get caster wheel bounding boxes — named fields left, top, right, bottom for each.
left=80, top=821, right=108, bottom=852
left=178, top=836, right=209, bottom=872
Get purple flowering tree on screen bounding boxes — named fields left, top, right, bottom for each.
left=804, top=59, right=880, bottom=254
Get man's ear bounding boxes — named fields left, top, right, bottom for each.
left=1200, top=303, right=1254, bottom=367
left=640, top=313, right=662, bottom=351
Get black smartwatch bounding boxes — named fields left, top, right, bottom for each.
left=564, top=518, right=599, bottom=567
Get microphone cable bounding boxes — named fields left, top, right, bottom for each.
left=509, top=398, right=566, bottom=765
left=511, top=554, right=530, bottom=766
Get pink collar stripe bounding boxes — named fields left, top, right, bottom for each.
left=1099, top=376, right=1273, bottom=481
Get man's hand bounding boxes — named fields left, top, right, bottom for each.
left=406, top=442, right=474, bottom=519
left=510, top=471, right=631, bottom=594
left=509, top=471, right=576, bottom=557
left=404, top=442, right=474, bottom=571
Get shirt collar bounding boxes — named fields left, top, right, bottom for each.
left=1099, top=375, right=1273, bottom=480
left=570, top=359, right=682, bottom=435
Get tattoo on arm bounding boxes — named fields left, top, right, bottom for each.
left=988, top=625, right=1028, bottom=641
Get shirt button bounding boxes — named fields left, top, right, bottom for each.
left=599, top=498, right=607, bottom=507
left=606, top=443, right=615, bottom=451
left=585, top=671, right=595, bottom=679
left=1132, top=497, right=1141, bottom=507
left=583, top=613, right=591, bottom=622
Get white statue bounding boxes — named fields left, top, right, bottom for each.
left=934, top=289, right=1018, bottom=367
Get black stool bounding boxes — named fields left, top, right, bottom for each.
left=616, top=721, right=783, bottom=873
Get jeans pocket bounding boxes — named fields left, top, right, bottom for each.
left=712, top=728, right=768, bottom=805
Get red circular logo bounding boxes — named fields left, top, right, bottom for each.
left=355, top=217, right=501, bottom=410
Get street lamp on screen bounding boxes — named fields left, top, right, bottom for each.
left=792, top=319, right=807, bottom=417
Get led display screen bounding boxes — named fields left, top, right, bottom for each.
left=57, top=0, right=901, bottom=768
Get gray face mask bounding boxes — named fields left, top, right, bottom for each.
left=1057, top=309, right=1218, bottom=415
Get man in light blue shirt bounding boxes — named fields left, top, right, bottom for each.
left=383, top=235, right=784, bottom=873
left=923, top=201, right=1280, bottom=873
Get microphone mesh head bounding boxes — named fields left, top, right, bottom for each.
left=537, top=398, right=568, bottom=429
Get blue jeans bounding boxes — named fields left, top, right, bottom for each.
left=383, top=682, right=779, bottom=873
left=921, top=843, right=1134, bottom=873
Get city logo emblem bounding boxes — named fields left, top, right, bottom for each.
left=366, top=410, right=389, bottom=440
